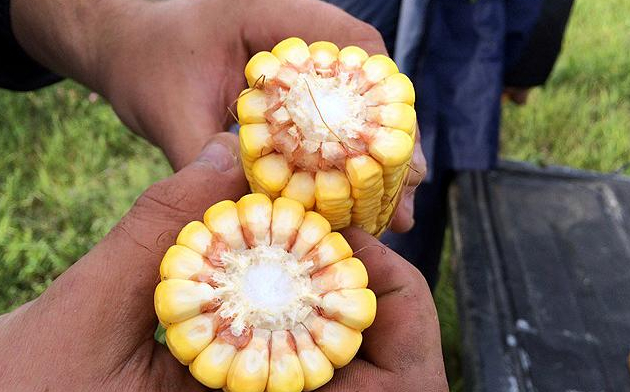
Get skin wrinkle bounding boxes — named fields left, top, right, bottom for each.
left=141, top=193, right=193, bottom=215
left=114, top=222, right=158, bottom=256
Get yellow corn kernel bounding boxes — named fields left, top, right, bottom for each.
left=354, top=195, right=382, bottom=206
left=251, top=178, right=280, bottom=200
left=321, top=289, right=377, bottom=331
left=314, top=170, right=353, bottom=230
left=154, top=279, right=215, bottom=324
left=350, top=184, right=384, bottom=200
left=291, top=211, right=332, bottom=260
left=338, top=45, right=368, bottom=70
left=352, top=209, right=381, bottom=221
left=309, top=41, right=339, bottom=75
left=239, top=123, right=274, bottom=159
left=302, top=312, right=362, bottom=368
left=271, top=197, right=305, bottom=250
left=383, top=165, right=406, bottom=185
left=226, top=329, right=271, bottom=392
left=311, top=257, right=368, bottom=294
left=203, top=200, right=246, bottom=250
left=266, top=331, right=305, bottom=392
left=345, top=155, right=383, bottom=190
left=244, top=51, right=281, bottom=87
left=352, top=184, right=385, bottom=200
left=364, top=72, right=415, bottom=106
left=159, top=245, right=214, bottom=281
left=361, top=55, right=399, bottom=87
left=367, top=103, right=417, bottom=135
left=190, top=337, right=237, bottom=389
left=315, top=170, right=351, bottom=203
left=176, top=221, right=212, bottom=256
left=315, top=198, right=354, bottom=213
left=272, top=37, right=310, bottom=67
left=291, top=324, right=334, bottom=391
left=252, top=153, right=292, bottom=194
left=236, top=193, right=272, bottom=247
left=379, top=200, right=395, bottom=217
left=237, top=88, right=267, bottom=125
left=166, top=313, right=217, bottom=365
left=368, top=127, right=414, bottom=167
left=326, top=217, right=352, bottom=230
left=302, top=232, right=353, bottom=270
left=281, top=171, right=316, bottom=210
left=383, top=176, right=405, bottom=198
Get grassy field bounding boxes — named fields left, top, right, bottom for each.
left=0, top=0, right=628, bottom=389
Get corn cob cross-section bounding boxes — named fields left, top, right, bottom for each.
left=238, top=37, right=417, bottom=236
left=155, top=194, right=377, bottom=392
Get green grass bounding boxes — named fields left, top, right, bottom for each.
left=0, top=0, right=628, bottom=389
left=0, top=87, right=170, bottom=311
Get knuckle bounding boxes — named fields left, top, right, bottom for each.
left=403, top=264, right=432, bottom=297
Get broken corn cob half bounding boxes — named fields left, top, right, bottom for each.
left=155, top=194, right=376, bottom=392
left=238, top=37, right=417, bottom=236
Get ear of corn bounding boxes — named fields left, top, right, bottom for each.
left=155, top=194, right=376, bottom=392
left=237, top=37, right=417, bottom=236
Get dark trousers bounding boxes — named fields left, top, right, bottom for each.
left=380, top=168, right=455, bottom=290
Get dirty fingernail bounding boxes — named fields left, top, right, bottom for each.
left=196, top=141, right=237, bottom=172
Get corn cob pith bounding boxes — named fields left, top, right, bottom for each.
left=155, top=194, right=376, bottom=392
left=238, top=37, right=417, bottom=236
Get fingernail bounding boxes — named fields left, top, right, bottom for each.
left=196, top=141, right=237, bottom=172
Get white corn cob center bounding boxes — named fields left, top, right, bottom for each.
left=211, top=246, right=319, bottom=335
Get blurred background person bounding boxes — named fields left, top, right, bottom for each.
left=328, top=0, right=574, bottom=289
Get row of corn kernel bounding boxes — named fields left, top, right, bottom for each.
left=314, top=170, right=353, bottom=230
left=346, top=155, right=384, bottom=234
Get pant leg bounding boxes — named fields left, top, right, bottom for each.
left=380, top=167, right=454, bottom=290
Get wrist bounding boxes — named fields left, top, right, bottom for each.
left=10, top=0, right=144, bottom=92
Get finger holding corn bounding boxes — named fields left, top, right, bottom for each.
left=237, top=37, right=419, bottom=236
left=155, top=194, right=377, bottom=392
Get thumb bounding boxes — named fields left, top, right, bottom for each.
left=45, top=133, right=249, bottom=355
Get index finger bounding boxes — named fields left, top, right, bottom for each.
left=241, top=0, right=388, bottom=55
left=341, top=227, right=448, bottom=388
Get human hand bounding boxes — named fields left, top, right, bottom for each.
left=321, top=227, right=448, bottom=391
left=503, top=86, right=531, bottom=105
left=11, top=0, right=424, bottom=232
left=0, top=132, right=445, bottom=391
